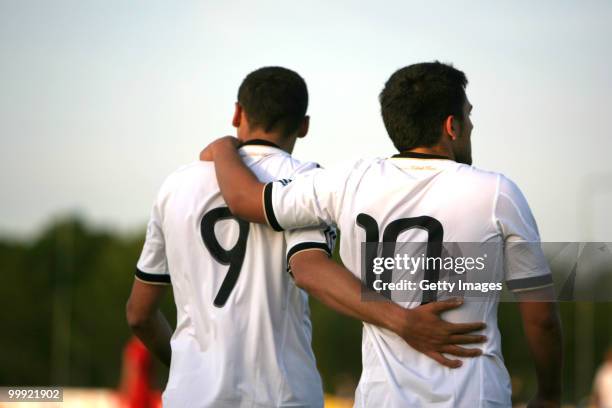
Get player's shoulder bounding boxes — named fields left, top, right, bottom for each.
left=157, top=161, right=215, bottom=195
left=455, top=165, right=526, bottom=200
left=272, top=155, right=381, bottom=184
left=456, top=163, right=500, bottom=180
left=320, top=157, right=384, bottom=183
left=319, top=156, right=381, bottom=173
left=303, top=157, right=380, bottom=181
left=355, top=156, right=386, bottom=169
left=284, top=154, right=378, bottom=178
left=451, top=164, right=502, bottom=189
left=284, top=155, right=322, bottom=177
left=241, top=148, right=318, bottom=178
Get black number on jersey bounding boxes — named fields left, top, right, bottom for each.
left=200, top=207, right=250, bottom=307
left=356, top=213, right=443, bottom=304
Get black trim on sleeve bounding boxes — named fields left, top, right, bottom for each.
left=264, top=182, right=284, bottom=232
left=286, top=242, right=331, bottom=265
left=135, top=268, right=171, bottom=284
left=506, top=274, right=553, bottom=292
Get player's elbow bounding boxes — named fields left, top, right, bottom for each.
left=289, top=255, right=324, bottom=294
left=518, top=292, right=562, bottom=333
left=126, top=298, right=152, bottom=331
left=522, top=305, right=562, bottom=335
left=289, top=256, right=307, bottom=288
left=529, top=313, right=561, bottom=332
left=291, top=268, right=312, bottom=291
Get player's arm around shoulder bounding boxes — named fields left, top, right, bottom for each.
left=289, top=249, right=487, bottom=369
left=200, top=136, right=342, bottom=231
left=200, top=136, right=268, bottom=224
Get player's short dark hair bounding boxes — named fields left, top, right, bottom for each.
left=237, top=66, right=308, bottom=137
left=379, top=62, right=468, bottom=152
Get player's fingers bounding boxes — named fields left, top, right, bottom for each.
left=440, top=345, right=483, bottom=358
left=445, top=321, right=487, bottom=334
left=428, top=297, right=463, bottom=313
left=447, top=334, right=487, bottom=345
left=425, top=351, right=462, bottom=369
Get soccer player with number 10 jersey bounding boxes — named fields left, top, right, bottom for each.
left=203, top=62, right=563, bottom=408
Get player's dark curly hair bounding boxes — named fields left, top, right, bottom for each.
left=379, top=62, right=468, bottom=152
left=237, top=66, right=308, bottom=138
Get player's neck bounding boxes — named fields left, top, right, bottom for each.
left=238, top=129, right=295, bottom=154
left=405, top=144, right=455, bottom=161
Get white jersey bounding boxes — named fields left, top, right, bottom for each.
left=136, top=141, right=333, bottom=408
left=263, top=152, right=553, bottom=408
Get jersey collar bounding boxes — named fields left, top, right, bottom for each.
left=391, top=151, right=454, bottom=161
left=238, top=138, right=289, bottom=157
left=239, top=139, right=282, bottom=149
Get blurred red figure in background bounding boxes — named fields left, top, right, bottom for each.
left=119, top=337, right=161, bottom=408
left=593, top=346, right=612, bottom=408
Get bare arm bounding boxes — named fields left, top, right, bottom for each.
left=518, top=288, right=563, bottom=407
left=126, top=279, right=173, bottom=366
left=290, top=250, right=488, bottom=369
left=201, top=136, right=267, bottom=224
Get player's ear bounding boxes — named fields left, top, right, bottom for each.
left=232, top=103, right=242, bottom=128
left=444, top=115, right=459, bottom=141
left=297, top=116, right=309, bottom=139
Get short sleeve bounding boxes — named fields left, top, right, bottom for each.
left=263, top=163, right=352, bottom=231
left=285, top=226, right=337, bottom=263
left=135, top=199, right=171, bottom=285
left=495, top=175, right=552, bottom=292
left=284, top=226, right=337, bottom=276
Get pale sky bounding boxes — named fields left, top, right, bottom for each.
left=1, top=0, right=611, bottom=241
